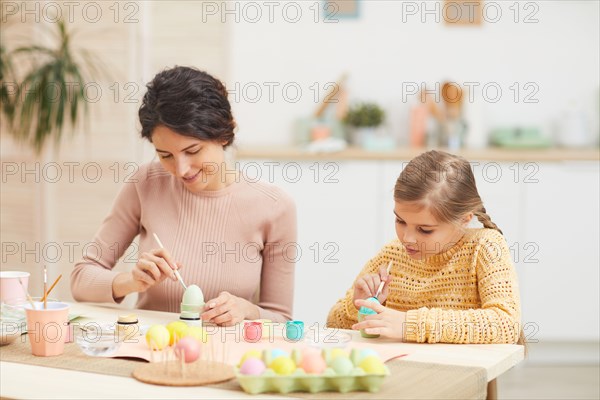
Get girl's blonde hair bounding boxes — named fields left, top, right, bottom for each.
left=394, top=150, right=502, bottom=233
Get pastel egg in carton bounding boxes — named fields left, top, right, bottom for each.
left=236, top=347, right=390, bottom=394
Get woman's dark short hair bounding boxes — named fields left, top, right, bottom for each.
left=139, top=66, right=236, bottom=147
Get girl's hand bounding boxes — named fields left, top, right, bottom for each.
left=351, top=299, right=406, bottom=340
left=201, top=291, right=259, bottom=326
left=131, top=248, right=180, bottom=292
left=352, top=264, right=392, bottom=309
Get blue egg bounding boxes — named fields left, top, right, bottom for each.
left=271, top=348, right=287, bottom=359
left=358, top=298, right=380, bottom=315
left=360, top=349, right=380, bottom=359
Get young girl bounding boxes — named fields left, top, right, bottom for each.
left=327, top=150, right=521, bottom=344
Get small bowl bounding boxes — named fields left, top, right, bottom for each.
left=75, top=326, right=122, bottom=356
left=0, top=322, right=22, bottom=346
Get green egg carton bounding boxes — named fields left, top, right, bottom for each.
left=235, top=367, right=390, bottom=394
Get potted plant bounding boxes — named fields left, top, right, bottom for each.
left=343, top=102, right=386, bottom=148
left=1, top=19, right=102, bottom=154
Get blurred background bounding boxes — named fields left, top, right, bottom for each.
left=1, top=1, right=598, bottom=398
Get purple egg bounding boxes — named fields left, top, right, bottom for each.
left=240, top=358, right=266, bottom=375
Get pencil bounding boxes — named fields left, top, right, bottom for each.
left=41, top=274, right=62, bottom=303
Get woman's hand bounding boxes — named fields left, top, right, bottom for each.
left=200, top=291, right=259, bottom=326
left=352, top=299, right=406, bottom=340
left=352, top=264, right=392, bottom=309
left=112, top=249, right=181, bottom=299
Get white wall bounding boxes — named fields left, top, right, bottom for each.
left=228, top=0, right=600, bottom=146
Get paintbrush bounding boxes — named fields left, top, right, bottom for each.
left=18, top=278, right=36, bottom=310
left=41, top=274, right=62, bottom=303
left=152, top=233, right=187, bottom=290
left=374, top=260, right=393, bottom=299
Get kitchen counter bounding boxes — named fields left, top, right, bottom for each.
left=235, top=146, right=600, bottom=162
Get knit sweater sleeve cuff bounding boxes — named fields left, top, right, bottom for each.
left=344, top=297, right=359, bottom=324
left=404, top=309, right=420, bottom=342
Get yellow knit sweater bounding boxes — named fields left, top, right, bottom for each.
left=326, top=229, right=521, bottom=344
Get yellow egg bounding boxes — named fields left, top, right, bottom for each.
left=166, top=321, right=189, bottom=346
left=238, top=349, right=262, bottom=367
left=184, top=326, right=209, bottom=343
left=330, top=348, right=348, bottom=361
left=270, top=356, right=296, bottom=376
left=145, top=325, right=170, bottom=350
left=358, top=355, right=386, bottom=375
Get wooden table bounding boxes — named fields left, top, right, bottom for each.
left=0, top=303, right=524, bottom=399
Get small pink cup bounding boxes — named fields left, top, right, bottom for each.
left=25, top=302, right=70, bottom=356
left=243, top=321, right=262, bottom=342
left=0, top=271, right=30, bottom=303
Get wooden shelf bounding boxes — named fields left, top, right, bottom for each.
left=235, top=146, right=600, bottom=162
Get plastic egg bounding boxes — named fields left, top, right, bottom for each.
left=300, top=352, right=327, bottom=374
left=239, top=349, right=262, bottom=367
left=166, top=321, right=188, bottom=346
left=330, top=356, right=354, bottom=375
left=145, top=325, right=170, bottom=350
left=175, top=337, right=201, bottom=363
left=239, top=358, right=266, bottom=375
left=359, top=355, right=386, bottom=374
left=270, top=356, right=296, bottom=375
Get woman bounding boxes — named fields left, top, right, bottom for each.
left=71, top=66, right=297, bottom=324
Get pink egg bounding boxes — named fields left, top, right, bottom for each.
left=175, top=337, right=201, bottom=363
left=300, top=353, right=327, bottom=374
left=240, top=358, right=266, bottom=375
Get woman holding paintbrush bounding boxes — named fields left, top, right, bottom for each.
left=71, top=66, right=297, bottom=324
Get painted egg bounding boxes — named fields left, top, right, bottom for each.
left=360, top=348, right=380, bottom=359
left=175, top=337, right=201, bottom=363
left=145, top=325, right=170, bottom=350
left=330, top=348, right=349, bottom=361
left=239, top=349, right=262, bottom=367
left=166, top=321, right=188, bottom=345
left=359, top=355, right=386, bottom=374
left=271, top=348, right=287, bottom=360
left=270, top=356, right=296, bottom=375
left=239, top=358, right=266, bottom=375
left=300, top=352, right=327, bottom=374
left=330, top=356, right=354, bottom=375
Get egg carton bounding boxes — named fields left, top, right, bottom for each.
left=235, top=367, right=390, bottom=394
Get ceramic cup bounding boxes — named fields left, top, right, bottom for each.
left=285, top=320, right=304, bottom=341
left=25, top=301, right=70, bottom=356
left=0, top=271, right=30, bottom=303
left=243, top=321, right=262, bottom=342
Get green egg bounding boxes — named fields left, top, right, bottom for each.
left=330, top=356, right=354, bottom=375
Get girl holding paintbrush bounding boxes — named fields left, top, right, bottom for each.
left=71, top=67, right=296, bottom=324
left=327, top=150, right=523, bottom=344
